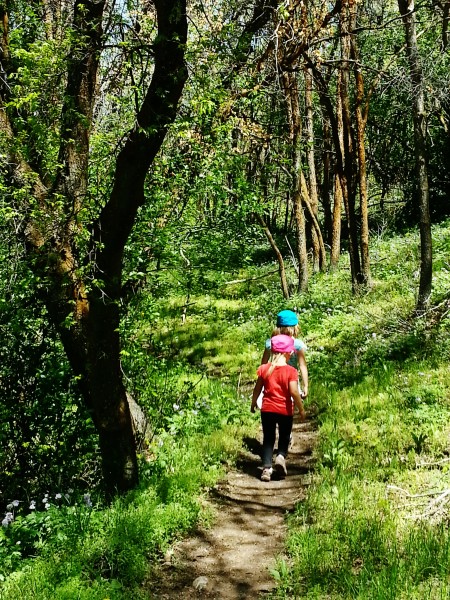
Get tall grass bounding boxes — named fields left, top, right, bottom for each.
left=0, top=377, right=255, bottom=599
left=264, top=221, right=450, bottom=599
left=2, top=220, right=450, bottom=598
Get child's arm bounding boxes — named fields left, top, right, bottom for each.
left=289, top=380, right=306, bottom=420
left=297, top=349, right=308, bottom=398
left=251, top=377, right=263, bottom=413
left=261, top=329, right=279, bottom=364
left=260, top=348, right=271, bottom=364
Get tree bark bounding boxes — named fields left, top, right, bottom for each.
left=340, top=0, right=362, bottom=292
left=255, top=214, right=290, bottom=299
left=282, top=71, right=309, bottom=293
left=300, top=171, right=327, bottom=268
left=331, top=174, right=343, bottom=271
left=305, top=68, right=323, bottom=273
left=0, top=0, right=188, bottom=496
left=349, top=1, right=371, bottom=288
left=331, top=68, right=344, bottom=272
left=321, top=115, right=334, bottom=247
left=398, top=0, right=432, bottom=311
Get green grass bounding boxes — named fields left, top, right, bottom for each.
left=262, top=222, right=450, bottom=599
left=129, top=219, right=450, bottom=600
left=0, top=378, right=256, bottom=599
left=2, top=219, right=450, bottom=598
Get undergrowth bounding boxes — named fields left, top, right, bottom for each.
left=2, top=220, right=450, bottom=598
left=266, top=222, right=450, bottom=599
left=0, top=376, right=254, bottom=599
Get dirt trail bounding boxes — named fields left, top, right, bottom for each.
left=151, top=416, right=317, bottom=599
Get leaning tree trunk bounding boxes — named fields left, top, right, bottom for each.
left=87, top=0, right=188, bottom=494
left=398, top=0, right=432, bottom=311
left=300, top=171, right=327, bottom=267
left=0, top=0, right=188, bottom=496
left=255, top=214, right=290, bottom=299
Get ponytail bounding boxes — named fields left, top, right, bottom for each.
left=267, top=351, right=285, bottom=376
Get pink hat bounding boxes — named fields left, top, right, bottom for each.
left=271, top=334, right=294, bottom=353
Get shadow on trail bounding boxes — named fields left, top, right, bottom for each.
left=242, top=436, right=262, bottom=456
left=149, top=418, right=318, bottom=599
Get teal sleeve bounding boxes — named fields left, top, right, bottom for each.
left=294, top=338, right=307, bottom=352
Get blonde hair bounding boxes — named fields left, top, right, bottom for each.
left=267, top=351, right=286, bottom=376
left=271, top=324, right=300, bottom=337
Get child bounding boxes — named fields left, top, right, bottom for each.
left=251, top=334, right=306, bottom=482
left=258, top=309, right=308, bottom=407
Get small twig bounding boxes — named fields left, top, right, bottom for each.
left=417, top=457, right=450, bottom=468
left=386, top=484, right=412, bottom=496
left=415, top=297, right=450, bottom=319
left=386, top=484, right=445, bottom=498
left=180, top=246, right=190, bottom=267
left=285, top=235, right=299, bottom=277
left=416, top=489, right=450, bottom=520
left=224, top=269, right=278, bottom=285
left=425, top=488, right=450, bottom=508
left=399, top=500, right=430, bottom=509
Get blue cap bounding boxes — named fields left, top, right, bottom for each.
left=276, top=310, right=298, bottom=327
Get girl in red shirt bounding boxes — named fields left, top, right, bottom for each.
left=251, top=334, right=306, bottom=482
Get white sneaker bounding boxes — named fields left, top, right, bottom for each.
left=261, top=467, right=273, bottom=482
left=274, top=454, right=287, bottom=477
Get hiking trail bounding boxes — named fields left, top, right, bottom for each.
left=150, top=416, right=317, bottom=599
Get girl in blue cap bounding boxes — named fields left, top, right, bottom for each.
left=259, top=309, right=308, bottom=403
left=251, top=334, right=306, bottom=481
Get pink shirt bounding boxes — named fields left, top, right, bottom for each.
left=257, top=363, right=298, bottom=416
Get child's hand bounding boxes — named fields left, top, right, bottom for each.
left=250, top=403, right=257, bottom=413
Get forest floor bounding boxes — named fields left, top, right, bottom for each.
left=148, top=415, right=317, bottom=599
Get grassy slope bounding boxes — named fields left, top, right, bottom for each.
left=145, top=221, right=450, bottom=599
left=2, top=221, right=450, bottom=599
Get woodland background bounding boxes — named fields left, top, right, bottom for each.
left=1, top=0, right=450, bottom=597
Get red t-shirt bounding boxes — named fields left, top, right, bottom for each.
left=257, top=363, right=298, bottom=416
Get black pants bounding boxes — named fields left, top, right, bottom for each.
left=261, top=411, right=293, bottom=468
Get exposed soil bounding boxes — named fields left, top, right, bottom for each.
left=149, top=415, right=317, bottom=599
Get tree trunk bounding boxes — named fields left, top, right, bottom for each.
left=0, top=0, right=189, bottom=496
left=300, top=171, right=327, bottom=268
left=439, top=0, right=450, bottom=50
left=255, top=214, right=290, bottom=299
left=350, top=2, right=371, bottom=288
left=340, top=0, right=362, bottom=292
left=398, top=0, right=432, bottom=311
left=330, top=68, right=345, bottom=271
left=305, top=68, right=323, bottom=272
left=305, top=57, right=351, bottom=276
left=330, top=174, right=343, bottom=271
left=282, top=71, right=308, bottom=293
left=321, top=116, right=334, bottom=247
